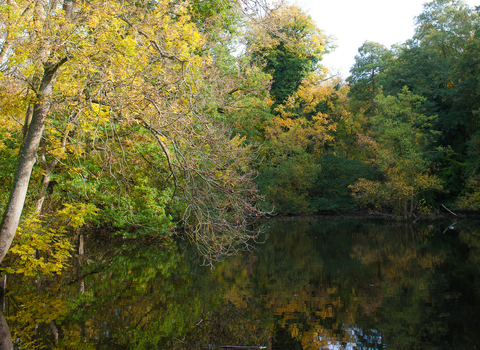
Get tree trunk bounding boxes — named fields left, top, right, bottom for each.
left=78, top=229, right=84, bottom=257
left=0, top=311, right=13, bottom=350
left=0, top=59, right=67, bottom=264
left=49, top=321, right=59, bottom=346
left=22, top=105, right=33, bottom=140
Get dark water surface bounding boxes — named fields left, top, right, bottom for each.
left=6, top=217, right=480, bottom=349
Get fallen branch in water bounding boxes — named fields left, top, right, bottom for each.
left=442, top=204, right=458, bottom=217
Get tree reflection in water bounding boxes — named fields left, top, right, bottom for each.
left=4, top=218, right=480, bottom=349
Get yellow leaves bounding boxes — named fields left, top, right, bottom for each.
left=2, top=0, right=204, bottom=95
left=91, top=102, right=110, bottom=122
left=56, top=202, right=99, bottom=229
left=265, top=283, right=351, bottom=349
left=2, top=204, right=98, bottom=277
left=350, top=169, right=443, bottom=215
left=230, top=134, right=247, bottom=148
left=7, top=285, right=70, bottom=350
left=3, top=215, right=72, bottom=277
left=297, top=72, right=338, bottom=111
left=246, top=2, right=334, bottom=60
left=115, top=35, right=138, bottom=57
left=266, top=113, right=335, bottom=157
left=0, top=94, right=27, bottom=127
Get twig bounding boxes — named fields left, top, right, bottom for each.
left=441, top=204, right=458, bottom=216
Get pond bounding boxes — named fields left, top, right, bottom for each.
left=4, top=217, right=480, bottom=349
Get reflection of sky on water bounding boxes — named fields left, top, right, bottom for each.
left=7, top=218, right=480, bottom=349
left=313, top=326, right=383, bottom=350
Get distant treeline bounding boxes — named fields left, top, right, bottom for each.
left=1, top=0, right=479, bottom=274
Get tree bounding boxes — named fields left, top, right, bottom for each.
left=414, top=0, right=477, bottom=59
left=257, top=72, right=340, bottom=214
left=350, top=87, right=443, bottom=216
left=245, top=3, right=334, bottom=109
left=347, top=41, right=393, bottom=115
left=371, top=0, right=480, bottom=201
left=0, top=0, right=75, bottom=264
left=0, top=0, right=266, bottom=265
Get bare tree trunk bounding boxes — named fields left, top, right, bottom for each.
left=63, top=0, right=74, bottom=18
left=22, top=105, right=34, bottom=140
left=0, top=311, right=13, bottom=350
left=49, top=321, right=59, bottom=346
left=78, top=228, right=84, bottom=257
left=0, top=58, right=68, bottom=264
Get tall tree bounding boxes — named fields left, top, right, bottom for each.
left=347, top=41, right=393, bottom=114
left=350, top=87, right=443, bottom=216
left=353, top=0, right=480, bottom=203
left=0, top=0, right=266, bottom=265
left=245, top=3, right=334, bottom=109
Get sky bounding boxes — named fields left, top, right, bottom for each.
left=296, top=0, right=479, bottom=79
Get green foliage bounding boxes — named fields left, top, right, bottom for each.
left=458, top=128, right=480, bottom=209
left=40, top=123, right=177, bottom=238
left=187, top=0, right=239, bottom=35
left=258, top=152, right=320, bottom=214
left=350, top=87, right=443, bottom=216
left=347, top=41, right=393, bottom=114
left=0, top=0, right=270, bottom=266
left=414, top=0, right=477, bottom=58
left=0, top=129, right=19, bottom=208
left=457, top=176, right=480, bottom=210
left=201, top=54, right=274, bottom=140
left=353, top=0, right=480, bottom=202
left=246, top=3, right=334, bottom=109
left=257, top=84, right=338, bottom=214
left=311, top=153, right=378, bottom=211
left=372, top=87, right=439, bottom=171
left=264, top=43, right=317, bottom=107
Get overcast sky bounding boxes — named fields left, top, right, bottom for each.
left=295, top=0, right=479, bottom=79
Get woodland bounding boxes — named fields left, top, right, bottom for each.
left=1, top=0, right=480, bottom=272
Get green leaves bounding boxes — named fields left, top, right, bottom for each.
left=350, top=87, right=443, bottom=215
left=348, top=41, right=393, bottom=113
left=0, top=0, right=273, bottom=265
left=246, top=4, right=334, bottom=108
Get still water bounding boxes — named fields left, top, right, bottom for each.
left=5, top=217, right=480, bottom=349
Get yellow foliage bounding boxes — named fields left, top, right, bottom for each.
left=266, top=73, right=341, bottom=156
left=1, top=0, right=206, bottom=131
left=2, top=215, right=73, bottom=276
left=350, top=170, right=443, bottom=215
left=2, top=204, right=98, bottom=276
left=245, top=3, right=334, bottom=60
left=7, top=285, right=70, bottom=350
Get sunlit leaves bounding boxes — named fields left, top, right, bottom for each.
left=350, top=87, right=443, bottom=215
left=245, top=3, right=334, bottom=106
left=0, top=0, right=270, bottom=265
left=245, top=3, right=333, bottom=60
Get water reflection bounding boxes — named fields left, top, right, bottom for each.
left=4, top=218, right=480, bottom=349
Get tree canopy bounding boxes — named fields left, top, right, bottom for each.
left=2, top=0, right=480, bottom=279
